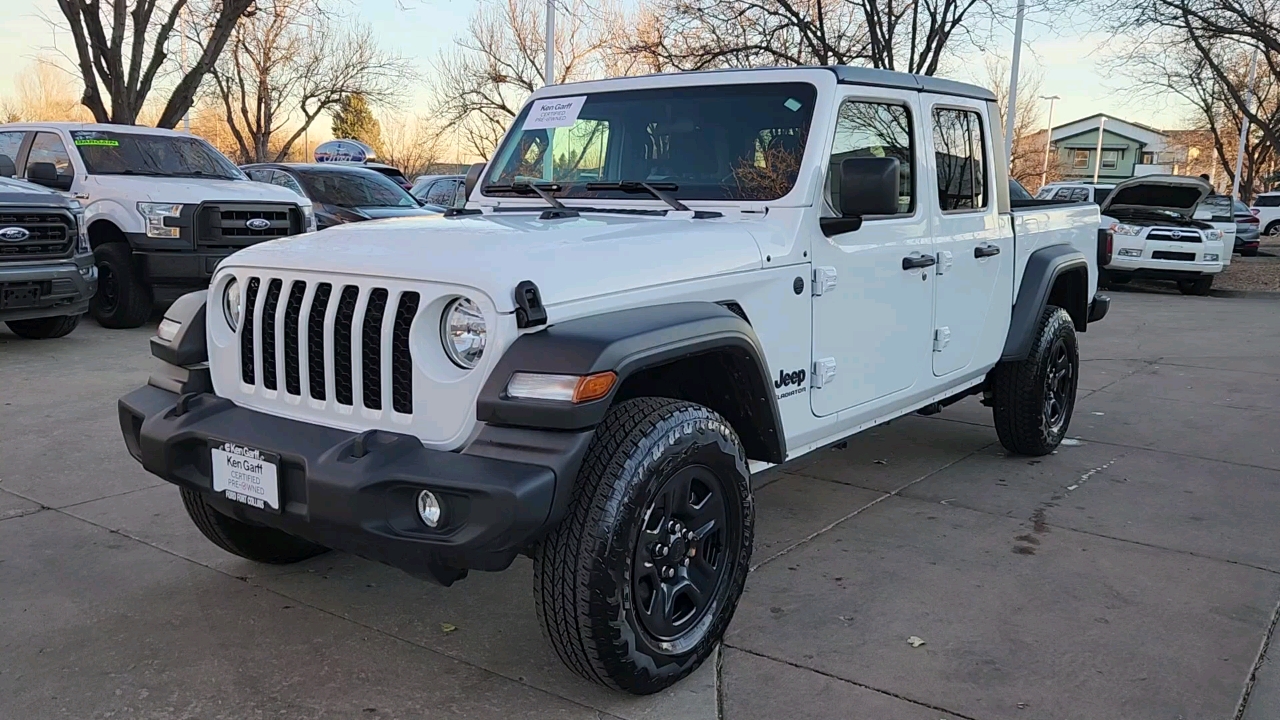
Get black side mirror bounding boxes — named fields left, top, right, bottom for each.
left=0, top=155, right=15, bottom=178
left=821, top=157, right=901, bottom=237
left=463, top=162, right=486, bottom=202
left=27, top=162, right=72, bottom=191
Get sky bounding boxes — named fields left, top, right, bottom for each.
left=0, top=0, right=1197, bottom=134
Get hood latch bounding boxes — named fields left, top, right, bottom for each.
left=514, top=280, right=547, bottom=329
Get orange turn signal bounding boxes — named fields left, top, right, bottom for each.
left=572, top=371, right=617, bottom=403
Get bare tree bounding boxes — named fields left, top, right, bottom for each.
left=985, top=57, right=1049, bottom=186
left=431, top=0, right=617, bottom=158
left=1, top=58, right=95, bottom=123
left=52, top=0, right=257, bottom=127
left=377, top=112, right=448, bottom=179
left=199, top=0, right=413, bottom=164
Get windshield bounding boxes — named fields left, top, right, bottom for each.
left=296, top=169, right=418, bottom=208
left=71, top=130, right=243, bottom=179
left=486, top=83, right=818, bottom=202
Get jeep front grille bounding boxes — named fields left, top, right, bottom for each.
left=238, top=276, right=421, bottom=415
left=0, top=210, right=75, bottom=261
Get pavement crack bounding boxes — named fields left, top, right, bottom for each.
left=723, top=645, right=979, bottom=720
left=1236, top=596, right=1280, bottom=720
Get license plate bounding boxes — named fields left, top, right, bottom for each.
left=211, top=441, right=280, bottom=512
left=1, top=286, right=41, bottom=309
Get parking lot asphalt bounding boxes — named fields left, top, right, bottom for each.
left=2, top=290, right=1279, bottom=719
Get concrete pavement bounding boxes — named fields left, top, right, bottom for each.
left=2, top=290, right=1278, bottom=718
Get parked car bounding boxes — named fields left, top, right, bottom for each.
left=410, top=174, right=466, bottom=207
left=0, top=156, right=95, bottom=339
left=0, top=122, right=313, bottom=328
left=1250, top=191, right=1280, bottom=239
left=1036, top=181, right=1115, bottom=204
left=1199, top=194, right=1260, bottom=256
left=242, top=163, right=439, bottom=230
left=120, top=65, right=1108, bottom=695
left=311, top=139, right=413, bottom=190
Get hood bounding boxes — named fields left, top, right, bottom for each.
left=220, top=212, right=764, bottom=312
left=0, top=176, right=75, bottom=208
left=83, top=174, right=310, bottom=207
left=351, top=205, right=437, bottom=219
left=1100, top=175, right=1210, bottom=218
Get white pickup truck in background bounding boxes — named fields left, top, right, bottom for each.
left=0, top=122, right=314, bottom=328
left=120, top=66, right=1108, bottom=694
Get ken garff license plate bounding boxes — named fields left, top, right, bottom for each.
left=210, top=441, right=280, bottom=512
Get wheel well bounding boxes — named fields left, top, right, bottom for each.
left=612, top=349, right=785, bottom=464
left=88, top=219, right=126, bottom=249
left=1048, top=266, right=1088, bottom=331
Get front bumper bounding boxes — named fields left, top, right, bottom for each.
left=118, top=384, right=592, bottom=581
left=0, top=255, right=97, bottom=322
left=132, top=244, right=235, bottom=300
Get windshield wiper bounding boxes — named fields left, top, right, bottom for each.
left=484, top=182, right=567, bottom=208
left=586, top=181, right=690, bottom=212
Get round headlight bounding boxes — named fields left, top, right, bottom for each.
left=441, top=297, right=486, bottom=369
left=223, top=278, right=242, bottom=331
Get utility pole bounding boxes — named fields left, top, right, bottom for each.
left=544, top=0, right=555, bottom=86
left=1039, top=95, right=1060, bottom=188
left=1092, top=117, right=1106, bottom=184
left=1232, top=46, right=1261, bottom=202
left=1004, top=0, right=1027, bottom=166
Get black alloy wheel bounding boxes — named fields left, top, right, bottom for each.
left=1043, top=337, right=1074, bottom=436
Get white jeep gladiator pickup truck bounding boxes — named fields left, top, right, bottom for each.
left=118, top=67, right=1109, bottom=694
left=0, top=123, right=314, bottom=328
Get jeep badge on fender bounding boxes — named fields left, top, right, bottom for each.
left=118, top=65, right=1109, bottom=697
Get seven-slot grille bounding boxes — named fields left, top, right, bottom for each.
left=200, top=203, right=297, bottom=249
left=0, top=210, right=75, bottom=261
left=239, top=276, right=420, bottom=415
left=1147, top=228, right=1202, bottom=242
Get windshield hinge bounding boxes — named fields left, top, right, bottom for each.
left=514, top=280, right=547, bottom=329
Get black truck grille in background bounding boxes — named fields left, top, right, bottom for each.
left=0, top=210, right=75, bottom=261
left=199, top=204, right=298, bottom=249
left=237, top=278, right=420, bottom=413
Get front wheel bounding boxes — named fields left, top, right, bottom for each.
left=533, top=398, right=754, bottom=694
left=1177, top=275, right=1214, bottom=296
left=5, top=315, right=80, bottom=339
left=990, top=306, right=1079, bottom=456
left=90, top=242, right=153, bottom=329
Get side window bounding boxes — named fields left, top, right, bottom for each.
left=245, top=168, right=270, bottom=182
left=828, top=100, right=914, bottom=215
left=932, top=108, right=987, bottom=211
left=269, top=170, right=304, bottom=196
left=1256, top=195, right=1280, bottom=208
left=1053, top=188, right=1072, bottom=201
left=426, top=180, right=454, bottom=206
left=0, top=131, right=24, bottom=174
left=450, top=179, right=466, bottom=207
left=1068, top=188, right=1089, bottom=202
left=27, top=132, right=73, bottom=178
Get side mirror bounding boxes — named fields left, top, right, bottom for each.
left=463, top=162, right=486, bottom=202
left=821, top=157, right=901, bottom=237
left=0, top=155, right=15, bottom=178
left=27, top=162, right=72, bottom=191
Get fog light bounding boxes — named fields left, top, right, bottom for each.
left=416, top=490, right=443, bottom=528
left=1118, top=248, right=1143, bottom=258
left=1204, top=253, right=1219, bottom=262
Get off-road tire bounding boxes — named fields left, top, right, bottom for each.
left=180, top=488, right=328, bottom=564
left=90, top=242, right=153, bottom=329
left=1177, top=275, right=1213, bottom=296
left=5, top=314, right=80, bottom=339
left=533, top=397, right=754, bottom=695
left=991, top=306, right=1079, bottom=456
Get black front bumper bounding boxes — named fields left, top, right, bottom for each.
left=0, top=255, right=97, bottom=322
left=119, top=385, right=592, bottom=580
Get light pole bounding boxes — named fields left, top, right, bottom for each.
left=1232, top=46, right=1261, bottom=202
left=1092, top=116, right=1106, bottom=184
left=1003, top=0, right=1027, bottom=166
left=1039, top=95, right=1059, bottom=188
left=544, top=0, right=555, bottom=86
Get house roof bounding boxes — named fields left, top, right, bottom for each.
left=1051, top=114, right=1169, bottom=149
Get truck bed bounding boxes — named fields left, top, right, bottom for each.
left=1010, top=201, right=1101, bottom=299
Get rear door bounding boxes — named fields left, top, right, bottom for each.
left=923, top=97, right=1013, bottom=377
left=810, top=89, right=935, bottom=417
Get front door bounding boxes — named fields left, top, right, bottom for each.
left=924, top=98, right=1012, bottom=377
left=811, top=91, right=935, bottom=417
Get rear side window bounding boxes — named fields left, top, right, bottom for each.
left=828, top=100, right=915, bottom=215
left=28, top=132, right=74, bottom=178
left=0, top=131, right=23, bottom=172
left=1053, top=188, right=1072, bottom=201
left=425, top=180, right=456, bottom=206
left=1255, top=195, right=1280, bottom=208
left=1068, top=188, right=1089, bottom=202
left=932, top=108, right=987, bottom=211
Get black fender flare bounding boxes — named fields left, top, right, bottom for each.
left=477, top=302, right=786, bottom=463
left=1002, top=244, right=1089, bottom=362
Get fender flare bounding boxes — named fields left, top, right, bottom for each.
left=477, top=301, right=786, bottom=462
left=1002, top=244, right=1089, bottom=362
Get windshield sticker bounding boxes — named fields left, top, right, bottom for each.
left=71, top=131, right=118, bottom=147
left=784, top=98, right=803, bottom=112
left=523, top=95, right=588, bottom=130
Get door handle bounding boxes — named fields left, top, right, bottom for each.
left=974, top=243, right=1001, bottom=258
left=902, top=254, right=937, bottom=270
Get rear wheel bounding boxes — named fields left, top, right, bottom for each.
left=991, top=306, right=1079, bottom=456
left=533, top=398, right=753, bottom=694
left=180, top=488, right=329, bottom=564
left=90, top=242, right=153, bottom=329
left=1177, top=275, right=1214, bottom=296
left=1266, top=221, right=1280, bottom=238
left=5, top=314, right=80, bottom=339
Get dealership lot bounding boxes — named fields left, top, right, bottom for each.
left=3, top=290, right=1280, bottom=719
